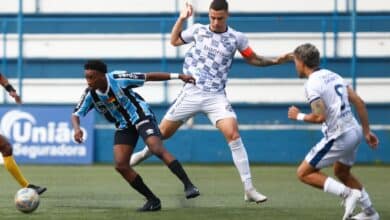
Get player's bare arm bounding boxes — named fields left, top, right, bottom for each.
left=244, top=52, right=294, bottom=67
left=0, top=73, right=21, bottom=104
left=288, top=99, right=326, bottom=123
left=171, top=3, right=193, bottom=46
left=347, top=86, right=379, bottom=148
left=145, top=73, right=195, bottom=84
left=71, top=115, right=84, bottom=143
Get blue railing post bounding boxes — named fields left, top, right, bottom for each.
left=333, top=0, right=339, bottom=57
left=2, top=20, right=8, bottom=103
left=351, top=0, right=357, bottom=90
left=2, top=21, right=7, bottom=75
left=321, top=19, right=328, bottom=68
left=161, top=19, right=169, bottom=104
left=17, top=0, right=24, bottom=98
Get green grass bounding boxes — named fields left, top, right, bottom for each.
left=1, top=165, right=389, bottom=219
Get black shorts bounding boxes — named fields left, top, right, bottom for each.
left=114, top=117, right=162, bottom=146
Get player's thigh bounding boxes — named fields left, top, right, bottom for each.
left=203, top=93, right=237, bottom=126
left=113, top=127, right=138, bottom=163
left=163, top=89, right=201, bottom=123
left=0, top=135, right=12, bottom=155
left=159, top=119, right=183, bottom=139
left=337, top=127, right=362, bottom=167
left=216, top=117, right=240, bottom=141
left=305, top=137, right=338, bottom=169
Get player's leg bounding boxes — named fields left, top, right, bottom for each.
left=130, top=119, right=182, bottom=166
left=130, top=89, right=198, bottom=167
left=303, top=135, right=361, bottom=220
left=0, top=135, right=46, bottom=195
left=113, top=128, right=161, bottom=211
left=138, top=118, right=199, bottom=199
left=333, top=128, right=379, bottom=220
left=204, top=93, right=266, bottom=203
left=216, top=117, right=267, bottom=203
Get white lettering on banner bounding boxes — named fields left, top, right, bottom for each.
left=13, top=143, right=87, bottom=159
left=0, top=110, right=89, bottom=160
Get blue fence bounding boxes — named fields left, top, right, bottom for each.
left=94, top=104, right=390, bottom=164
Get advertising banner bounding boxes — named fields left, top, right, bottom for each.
left=0, top=106, right=94, bottom=164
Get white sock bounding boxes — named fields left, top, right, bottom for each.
left=229, top=138, right=253, bottom=191
left=323, top=177, right=350, bottom=198
left=129, top=146, right=151, bottom=166
left=360, top=188, right=376, bottom=215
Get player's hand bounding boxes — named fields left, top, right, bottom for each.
left=275, top=52, right=294, bottom=64
left=179, top=74, right=196, bottom=84
left=9, top=91, right=22, bottom=104
left=73, top=128, right=84, bottom=144
left=179, top=2, right=193, bottom=20
left=288, top=105, right=300, bottom=120
left=365, top=131, right=379, bottom=149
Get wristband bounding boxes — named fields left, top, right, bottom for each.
left=296, top=113, right=306, bottom=121
left=170, top=73, right=180, bottom=79
left=4, top=84, right=16, bottom=93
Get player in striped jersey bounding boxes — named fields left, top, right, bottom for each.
left=130, top=0, right=293, bottom=203
left=72, top=60, right=199, bottom=212
left=288, top=43, right=379, bottom=220
left=0, top=72, right=46, bottom=195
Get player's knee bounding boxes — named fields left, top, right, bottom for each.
left=114, top=163, right=131, bottom=174
left=296, top=167, right=308, bottom=182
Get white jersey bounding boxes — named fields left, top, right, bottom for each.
left=305, top=69, right=359, bottom=139
left=180, top=23, right=249, bottom=92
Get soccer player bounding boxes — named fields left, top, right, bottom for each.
left=287, top=43, right=379, bottom=220
left=0, top=72, right=46, bottom=195
left=130, top=0, right=293, bottom=203
left=72, top=60, right=200, bottom=212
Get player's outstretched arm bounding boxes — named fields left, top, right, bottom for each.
left=145, top=73, right=195, bottom=84
left=171, top=2, right=193, bottom=46
left=244, top=51, right=294, bottom=67
left=347, top=86, right=379, bottom=148
left=0, top=72, right=21, bottom=104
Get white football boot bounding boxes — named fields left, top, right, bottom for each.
left=350, top=211, right=379, bottom=220
left=342, top=189, right=362, bottom=220
left=244, top=188, right=267, bottom=203
left=130, top=147, right=152, bottom=167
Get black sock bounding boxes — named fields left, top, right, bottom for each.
left=168, top=160, right=193, bottom=188
left=129, top=175, right=158, bottom=201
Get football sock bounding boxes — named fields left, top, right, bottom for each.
left=3, top=155, right=29, bottom=187
left=360, top=188, right=376, bottom=215
left=129, top=175, right=158, bottom=201
left=323, top=177, right=350, bottom=198
left=167, top=160, right=193, bottom=188
left=229, top=138, right=253, bottom=191
left=130, top=146, right=152, bottom=166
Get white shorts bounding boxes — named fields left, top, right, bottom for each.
left=164, top=84, right=236, bottom=126
left=305, top=126, right=362, bottom=169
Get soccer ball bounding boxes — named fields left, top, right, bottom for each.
left=14, top=188, right=40, bottom=213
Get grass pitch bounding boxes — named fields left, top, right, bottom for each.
left=0, top=165, right=389, bottom=220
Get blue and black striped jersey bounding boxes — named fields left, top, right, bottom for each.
left=73, top=71, right=154, bottom=129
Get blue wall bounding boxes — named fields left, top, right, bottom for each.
left=94, top=104, right=390, bottom=164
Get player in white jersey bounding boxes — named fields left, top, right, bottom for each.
left=288, top=43, right=379, bottom=220
left=130, top=0, right=293, bottom=203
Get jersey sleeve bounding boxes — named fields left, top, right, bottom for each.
left=236, top=32, right=253, bottom=58
left=111, top=71, right=146, bottom=88
left=180, top=23, right=202, bottom=44
left=305, top=77, right=323, bottom=104
left=73, top=88, right=94, bottom=117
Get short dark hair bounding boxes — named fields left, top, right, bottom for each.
left=84, top=60, right=107, bottom=73
left=210, top=0, right=228, bottom=11
left=294, top=43, right=320, bottom=69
